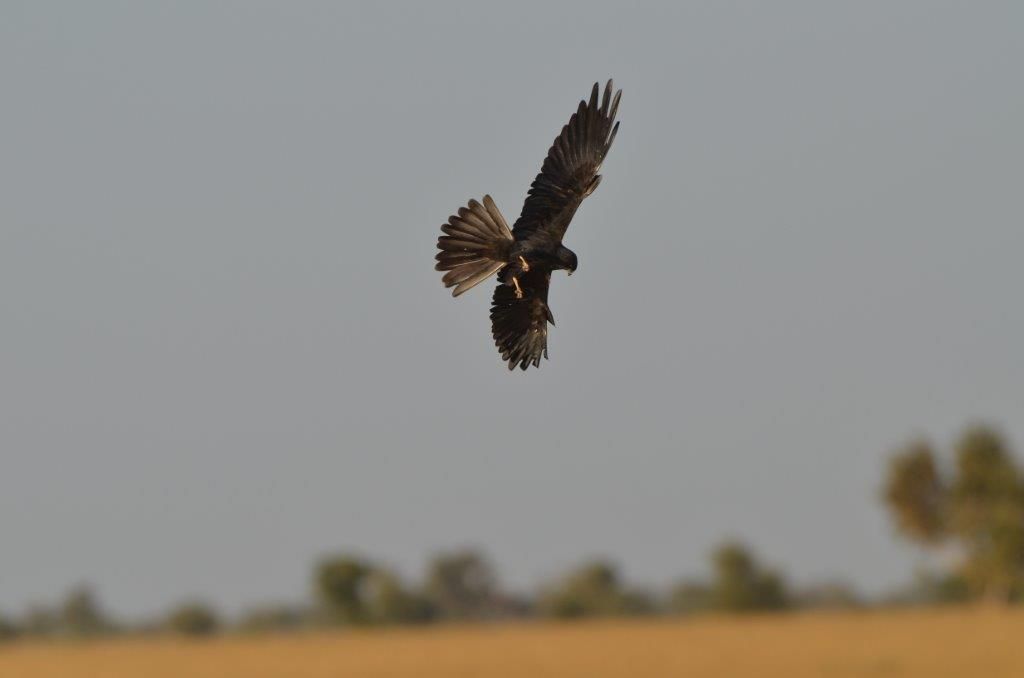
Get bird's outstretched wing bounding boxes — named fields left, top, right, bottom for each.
left=490, top=269, right=554, bottom=370
left=512, top=80, right=621, bottom=242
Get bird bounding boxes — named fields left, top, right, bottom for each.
left=435, top=80, right=622, bottom=370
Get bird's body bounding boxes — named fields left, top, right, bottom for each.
left=435, top=80, right=621, bottom=370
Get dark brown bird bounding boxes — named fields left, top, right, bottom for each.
left=435, top=80, right=622, bottom=370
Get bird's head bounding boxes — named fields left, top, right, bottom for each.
left=557, top=246, right=578, bottom=276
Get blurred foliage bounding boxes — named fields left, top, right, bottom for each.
left=669, top=544, right=793, bottom=615
left=313, top=554, right=373, bottom=625
left=883, top=425, right=1024, bottom=602
left=425, top=550, right=498, bottom=621
left=884, top=440, right=947, bottom=542
left=709, top=542, right=790, bottom=612
left=539, top=561, right=653, bottom=619
left=61, top=585, right=113, bottom=637
left=166, top=602, right=219, bottom=637
left=364, top=569, right=434, bottom=625
left=951, top=427, right=1024, bottom=601
left=313, top=554, right=435, bottom=626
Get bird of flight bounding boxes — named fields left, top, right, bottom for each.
left=435, top=80, right=622, bottom=370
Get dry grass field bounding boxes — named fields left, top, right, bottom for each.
left=2, top=607, right=1023, bottom=678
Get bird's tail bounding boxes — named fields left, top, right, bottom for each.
left=435, top=195, right=514, bottom=297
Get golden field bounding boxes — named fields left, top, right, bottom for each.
left=2, top=607, right=1023, bottom=678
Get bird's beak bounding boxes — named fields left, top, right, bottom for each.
left=567, top=270, right=574, bottom=276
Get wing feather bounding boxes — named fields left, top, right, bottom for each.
left=512, top=80, right=622, bottom=242
left=490, top=270, right=554, bottom=370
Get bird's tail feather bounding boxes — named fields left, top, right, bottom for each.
left=435, top=195, right=514, bottom=297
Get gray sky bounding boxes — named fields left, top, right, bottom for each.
left=2, top=2, right=1022, bottom=618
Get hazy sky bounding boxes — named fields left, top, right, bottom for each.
left=2, top=2, right=1022, bottom=618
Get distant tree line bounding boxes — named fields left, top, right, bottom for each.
left=0, top=543, right=823, bottom=642
left=1, top=422, right=1017, bottom=643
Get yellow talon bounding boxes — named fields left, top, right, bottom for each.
left=518, top=256, right=530, bottom=272
left=512, top=276, right=524, bottom=299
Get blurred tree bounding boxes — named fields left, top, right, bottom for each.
left=60, top=585, right=112, bottom=636
left=883, top=440, right=947, bottom=542
left=425, top=550, right=498, bottom=620
left=166, top=602, right=219, bottom=637
left=313, top=554, right=374, bottom=625
left=950, top=427, right=1024, bottom=601
left=364, top=569, right=434, bottom=625
left=709, top=542, right=790, bottom=612
left=539, top=560, right=651, bottom=618
left=882, top=425, right=1024, bottom=602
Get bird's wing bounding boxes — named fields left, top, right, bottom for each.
left=490, top=269, right=554, bottom=370
left=512, top=80, right=621, bottom=243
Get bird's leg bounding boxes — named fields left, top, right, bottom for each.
left=518, top=256, right=530, bottom=272
left=512, top=276, right=524, bottom=299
